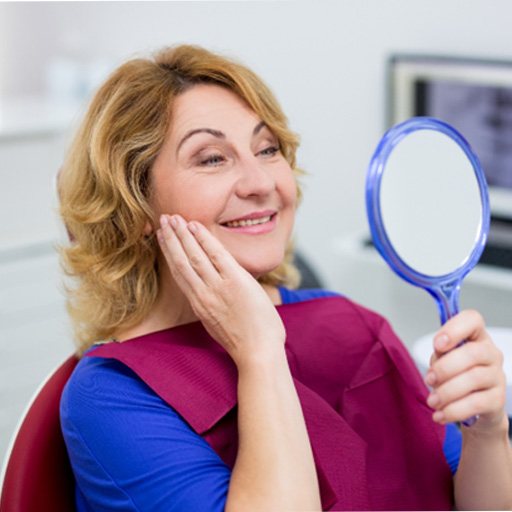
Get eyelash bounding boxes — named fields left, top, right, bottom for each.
left=200, top=154, right=226, bottom=167
left=260, top=145, right=280, bottom=157
left=199, top=145, right=280, bottom=167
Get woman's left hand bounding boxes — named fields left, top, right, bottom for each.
left=425, top=310, right=507, bottom=431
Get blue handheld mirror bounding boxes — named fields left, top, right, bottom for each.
left=366, top=117, right=490, bottom=427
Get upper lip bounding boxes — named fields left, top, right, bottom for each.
left=222, top=209, right=277, bottom=224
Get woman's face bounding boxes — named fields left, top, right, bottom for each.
left=150, top=84, right=297, bottom=278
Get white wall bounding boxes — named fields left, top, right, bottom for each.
left=2, top=0, right=512, bottom=292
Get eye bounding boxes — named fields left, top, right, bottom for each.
left=259, top=145, right=280, bottom=157
left=200, top=153, right=226, bottom=167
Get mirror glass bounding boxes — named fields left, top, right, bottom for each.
left=380, top=129, right=483, bottom=276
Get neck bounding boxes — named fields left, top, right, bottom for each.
left=114, top=263, right=282, bottom=342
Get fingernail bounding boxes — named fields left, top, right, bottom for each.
left=427, top=393, right=440, bottom=408
left=160, top=215, right=169, bottom=227
left=188, top=222, right=198, bottom=234
left=433, top=411, right=445, bottom=423
left=425, top=371, right=437, bottom=386
left=435, top=334, right=449, bottom=350
left=170, top=216, right=179, bottom=229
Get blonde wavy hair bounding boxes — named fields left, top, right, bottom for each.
left=58, top=44, right=303, bottom=354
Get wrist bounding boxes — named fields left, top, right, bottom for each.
left=461, top=412, right=509, bottom=442
left=235, top=344, right=289, bottom=376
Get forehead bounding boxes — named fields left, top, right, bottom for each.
left=170, top=84, right=261, bottom=136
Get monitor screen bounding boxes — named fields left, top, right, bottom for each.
left=388, top=55, right=512, bottom=220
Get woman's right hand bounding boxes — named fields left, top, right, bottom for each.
left=158, top=214, right=321, bottom=511
left=157, top=214, right=286, bottom=369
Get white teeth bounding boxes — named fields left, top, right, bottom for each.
left=225, top=215, right=272, bottom=228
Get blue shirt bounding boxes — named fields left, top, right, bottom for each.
left=61, top=288, right=461, bottom=511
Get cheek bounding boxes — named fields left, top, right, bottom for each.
left=165, top=195, right=219, bottom=224
left=152, top=175, right=230, bottom=225
left=281, top=171, right=299, bottom=209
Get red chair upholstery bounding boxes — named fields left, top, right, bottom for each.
left=0, top=355, right=78, bottom=512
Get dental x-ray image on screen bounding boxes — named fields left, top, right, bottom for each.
left=415, top=80, right=512, bottom=189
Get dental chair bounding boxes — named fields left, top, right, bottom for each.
left=0, top=355, right=78, bottom=512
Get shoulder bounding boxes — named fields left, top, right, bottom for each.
left=60, top=355, right=231, bottom=510
left=279, top=286, right=388, bottom=333
left=277, top=287, right=394, bottom=363
left=278, top=288, right=417, bottom=384
left=61, top=354, right=162, bottom=417
left=278, top=286, right=341, bottom=304
left=60, top=355, right=192, bottom=451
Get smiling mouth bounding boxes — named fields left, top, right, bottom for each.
left=222, top=213, right=276, bottom=228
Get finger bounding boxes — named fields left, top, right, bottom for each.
left=425, top=352, right=440, bottom=386
left=432, top=386, right=505, bottom=424
left=429, top=351, right=440, bottom=367
left=158, top=215, right=205, bottom=293
left=428, top=338, right=499, bottom=386
left=186, top=220, right=243, bottom=278
left=168, top=215, right=221, bottom=284
left=433, top=309, right=487, bottom=354
left=427, top=365, right=502, bottom=411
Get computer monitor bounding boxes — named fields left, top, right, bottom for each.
left=387, top=54, right=512, bottom=222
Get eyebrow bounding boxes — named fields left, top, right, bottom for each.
left=176, top=121, right=268, bottom=155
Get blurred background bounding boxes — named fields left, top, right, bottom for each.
left=1, top=0, right=512, bottom=462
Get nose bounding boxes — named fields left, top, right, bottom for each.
left=235, top=155, right=276, bottom=198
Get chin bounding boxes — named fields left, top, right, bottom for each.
left=233, top=251, right=284, bottom=279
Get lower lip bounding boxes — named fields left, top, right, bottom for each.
left=221, top=214, right=277, bottom=235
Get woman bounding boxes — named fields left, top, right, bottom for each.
left=58, top=44, right=512, bottom=511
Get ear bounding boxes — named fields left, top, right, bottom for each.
left=143, top=220, right=153, bottom=236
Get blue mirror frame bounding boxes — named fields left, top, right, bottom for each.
left=366, top=117, right=490, bottom=325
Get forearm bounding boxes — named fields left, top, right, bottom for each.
left=225, top=350, right=321, bottom=512
left=454, top=416, right=512, bottom=510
